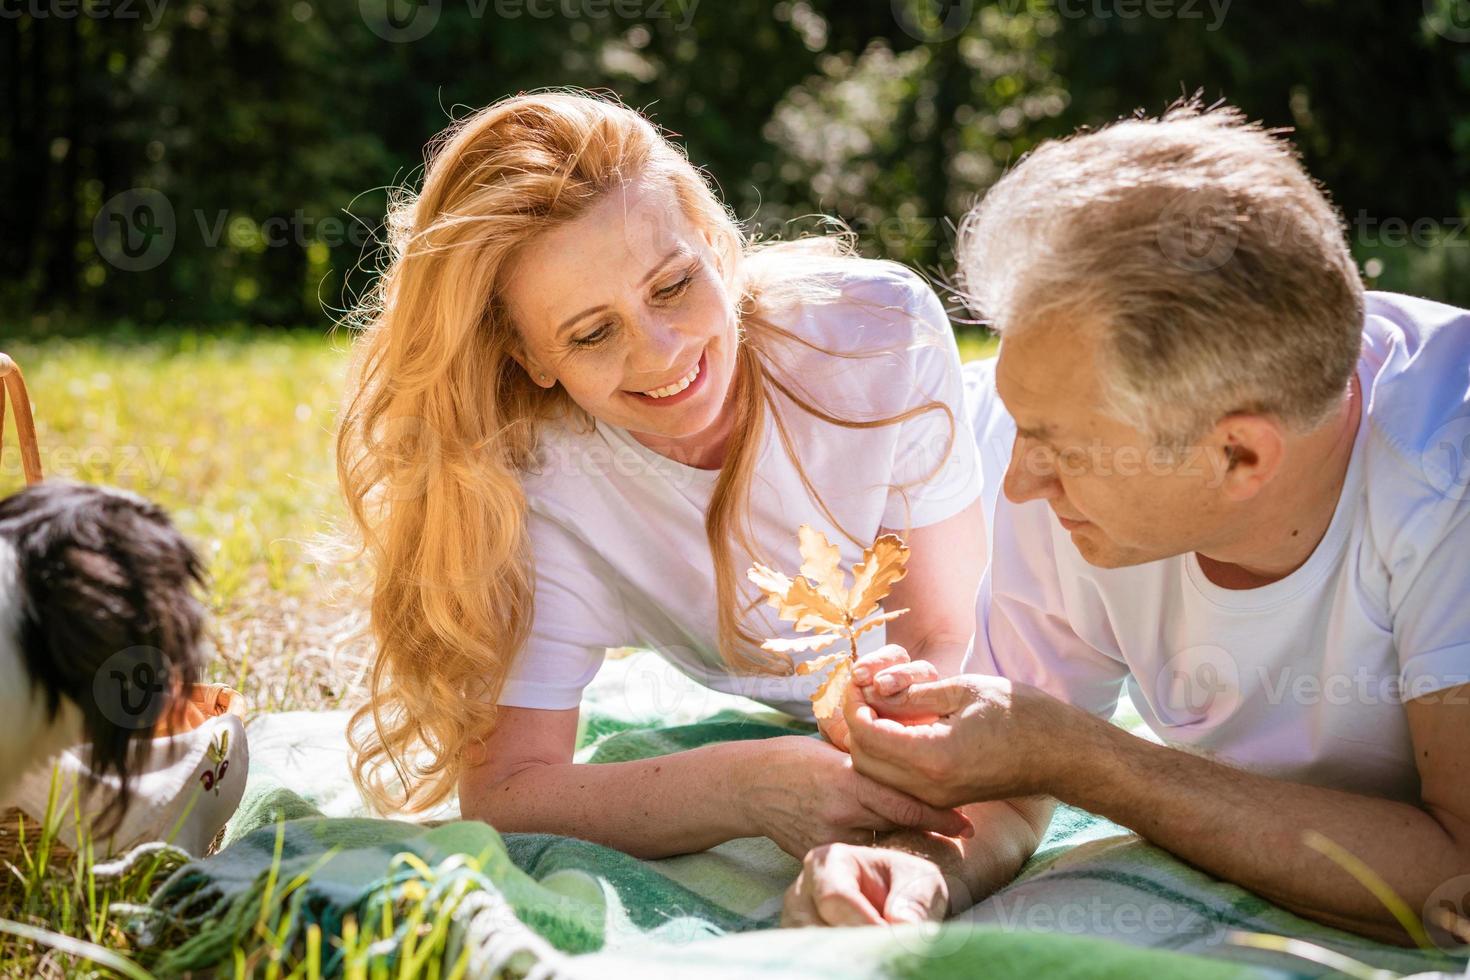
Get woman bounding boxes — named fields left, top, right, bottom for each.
left=335, top=90, right=987, bottom=860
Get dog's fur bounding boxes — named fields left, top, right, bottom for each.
left=0, top=479, right=208, bottom=830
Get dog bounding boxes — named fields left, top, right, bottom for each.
left=0, top=478, right=209, bottom=833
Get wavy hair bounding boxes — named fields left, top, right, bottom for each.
left=335, top=90, right=953, bottom=813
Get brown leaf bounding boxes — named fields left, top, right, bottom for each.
left=797, top=524, right=848, bottom=610
left=810, top=659, right=853, bottom=723
left=748, top=561, right=846, bottom=633
left=762, top=634, right=842, bottom=654
left=747, top=563, right=794, bottom=601
left=851, top=607, right=910, bottom=640
left=793, top=651, right=849, bottom=675
left=847, top=534, right=911, bottom=620
left=784, top=576, right=848, bottom=632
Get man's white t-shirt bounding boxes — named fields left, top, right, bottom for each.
left=499, top=258, right=982, bottom=721
left=965, top=291, right=1470, bottom=801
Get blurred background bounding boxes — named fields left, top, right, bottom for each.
left=4, top=0, right=1469, bottom=331
left=0, top=0, right=1467, bottom=734
left=0, top=3, right=1467, bottom=955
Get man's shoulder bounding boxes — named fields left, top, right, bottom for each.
left=1362, top=291, right=1470, bottom=458
left=1360, top=291, right=1470, bottom=559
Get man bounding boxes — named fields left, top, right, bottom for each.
left=781, top=101, right=1470, bottom=946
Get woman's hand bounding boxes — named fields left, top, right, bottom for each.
left=736, top=735, right=974, bottom=859
left=851, top=645, right=943, bottom=723
left=816, top=645, right=940, bottom=752
left=782, top=843, right=950, bottom=926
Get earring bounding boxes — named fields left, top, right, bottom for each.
left=539, top=373, right=549, bottom=383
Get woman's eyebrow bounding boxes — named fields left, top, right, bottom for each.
left=554, top=246, right=689, bottom=337
left=638, top=245, right=689, bottom=287
left=556, top=303, right=611, bottom=337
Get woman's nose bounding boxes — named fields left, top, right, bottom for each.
left=630, top=315, right=690, bottom=373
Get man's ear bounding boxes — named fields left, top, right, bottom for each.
left=1207, top=414, right=1286, bottom=501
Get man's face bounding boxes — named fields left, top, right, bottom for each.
left=995, top=318, right=1234, bottom=568
left=502, top=175, right=739, bottom=451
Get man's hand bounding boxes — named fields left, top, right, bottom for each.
left=843, top=671, right=1069, bottom=808
left=782, top=843, right=950, bottom=927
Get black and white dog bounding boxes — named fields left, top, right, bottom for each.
left=0, top=479, right=209, bottom=831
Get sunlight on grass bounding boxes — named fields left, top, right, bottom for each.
left=0, top=326, right=352, bottom=606
left=0, top=322, right=1001, bottom=976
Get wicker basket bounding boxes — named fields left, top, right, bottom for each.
left=1, top=350, right=58, bottom=867
left=1, top=354, right=244, bottom=867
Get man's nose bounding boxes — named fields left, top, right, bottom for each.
left=1003, top=436, right=1062, bottom=505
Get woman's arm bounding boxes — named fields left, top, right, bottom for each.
left=880, top=497, right=986, bottom=676
left=458, top=704, right=974, bottom=860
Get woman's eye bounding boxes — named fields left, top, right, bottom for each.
left=656, top=272, right=694, bottom=301
left=574, top=323, right=613, bottom=348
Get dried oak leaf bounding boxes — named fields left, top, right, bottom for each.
left=746, top=525, right=912, bottom=725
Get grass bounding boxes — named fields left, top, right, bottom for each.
left=0, top=323, right=1004, bottom=976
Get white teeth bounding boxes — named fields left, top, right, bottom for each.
left=641, top=359, right=701, bottom=399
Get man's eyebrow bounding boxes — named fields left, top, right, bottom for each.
left=1015, top=422, right=1056, bottom=441
left=554, top=246, right=687, bottom=337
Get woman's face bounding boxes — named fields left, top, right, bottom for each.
left=502, top=175, right=739, bottom=459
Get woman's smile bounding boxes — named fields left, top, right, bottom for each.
left=625, top=349, right=709, bottom=408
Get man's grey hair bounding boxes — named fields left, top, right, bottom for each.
left=956, top=99, right=1364, bottom=450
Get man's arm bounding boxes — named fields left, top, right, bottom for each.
left=1047, top=682, right=1470, bottom=945
left=879, top=796, right=1056, bottom=914
left=782, top=796, right=1054, bottom=926
left=853, top=677, right=1470, bottom=944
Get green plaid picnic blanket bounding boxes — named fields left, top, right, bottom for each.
left=132, top=651, right=1467, bottom=979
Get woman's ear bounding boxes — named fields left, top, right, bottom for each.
left=505, top=337, right=555, bottom=389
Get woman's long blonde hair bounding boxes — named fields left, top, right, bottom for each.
left=336, top=90, right=953, bottom=813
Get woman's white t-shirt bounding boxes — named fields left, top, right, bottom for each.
left=499, top=258, right=982, bottom=721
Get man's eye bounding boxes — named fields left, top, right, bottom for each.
left=574, top=323, right=613, bottom=348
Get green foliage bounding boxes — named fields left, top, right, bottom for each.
left=4, top=2, right=1467, bottom=327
